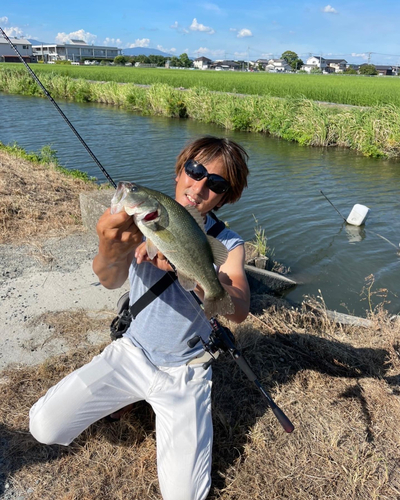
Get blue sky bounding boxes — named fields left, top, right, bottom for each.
left=1, top=1, right=400, bottom=64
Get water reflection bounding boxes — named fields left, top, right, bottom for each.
left=345, top=225, right=366, bottom=244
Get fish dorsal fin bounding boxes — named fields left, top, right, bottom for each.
left=176, top=271, right=197, bottom=291
left=185, top=205, right=207, bottom=233
left=145, top=239, right=159, bottom=260
left=207, top=235, right=229, bottom=267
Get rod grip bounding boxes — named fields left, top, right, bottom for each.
left=272, top=406, right=294, bottom=433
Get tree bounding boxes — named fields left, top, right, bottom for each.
left=114, top=55, right=130, bottom=65
left=359, top=64, right=378, bottom=76
left=344, top=67, right=358, bottom=75
left=281, top=50, right=303, bottom=71
left=169, top=56, right=181, bottom=67
left=179, top=53, right=192, bottom=68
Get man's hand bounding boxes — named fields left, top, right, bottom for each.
left=135, top=241, right=175, bottom=273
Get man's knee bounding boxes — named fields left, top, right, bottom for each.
left=29, top=405, right=70, bottom=446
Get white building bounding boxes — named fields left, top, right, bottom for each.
left=32, top=39, right=121, bottom=62
left=265, top=58, right=291, bottom=72
left=324, top=59, right=347, bottom=73
left=301, top=56, right=327, bottom=73
left=0, top=37, right=33, bottom=62
left=193, top=56, right=212, bottom=69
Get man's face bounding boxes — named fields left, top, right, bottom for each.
left=175, top=156, right=227, bottom=216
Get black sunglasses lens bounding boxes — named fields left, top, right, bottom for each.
left=207, top=178, right=229, bottom=194
left=185, top=160, right=206, bottom=180
left=184, top=160, right=230, bottom=194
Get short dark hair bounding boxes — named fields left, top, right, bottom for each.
left=175, top=136, right=249, bottom=205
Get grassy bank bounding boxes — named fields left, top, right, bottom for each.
left=0, top=142, right=98, bottom=244
left=2, top=67, right=400, bottom=159
left=1, top=300, right=400, bottom=499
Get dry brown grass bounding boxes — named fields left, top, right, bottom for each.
left=0, top=150, right=97, bottom=244
left=1, top=303, right=399, bottom=499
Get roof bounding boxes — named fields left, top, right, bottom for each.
left=325, top=58, right=347, bottom=64
left=0, top=37, right=31, bottom=45
left=194, top=56, right=212, bottom=62
left=70, top=39, right=87, bottom=44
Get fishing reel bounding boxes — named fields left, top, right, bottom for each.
left=187, top=317, right=237, bottom=369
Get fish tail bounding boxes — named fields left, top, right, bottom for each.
left=203, top=291, right=235, bottom=319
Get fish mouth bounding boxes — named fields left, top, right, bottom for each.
left=135, top=208, right=161, bottom=224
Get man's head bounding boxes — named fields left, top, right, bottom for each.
left=175, top=136, right=249, bottom=210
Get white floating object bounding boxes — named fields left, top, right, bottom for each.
left=346, top=204, right=370, bottom=226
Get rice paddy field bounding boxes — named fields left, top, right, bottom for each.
left=3, top=63, right=400, bottom=107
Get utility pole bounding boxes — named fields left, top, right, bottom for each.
left=367, top=52, right=372, bottom=64
left=247, top=46, right=250, bottom=71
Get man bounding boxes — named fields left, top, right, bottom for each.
left=30, top=136, right=250, bottom=500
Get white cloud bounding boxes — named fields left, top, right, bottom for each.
left=190, top=18, right=215, bottom=34
left=195, top=46, right=224, bottom=57
left=103, top=37, right=122, bottom=46
left=4, top=26, right=26, bottom=38
left=351, top=52, right=368, bottom=60
left=157, top=44, right=176, bottom=53
left=261, top=52, right=273, bottom=58
left=322, top=5, right=338, bottom=14
left=127, top=38, right=150, bottom=48
left=170, top=21, right=189, bottom=34
left=229, top=28, right=237, bottom=32
left=56, top=29, right=97, bottom=44
left=0, top=16, right=9, bottom=24
left=237, top=28, right=252, bottom=38
left=234, top=51, right=247, bottom=58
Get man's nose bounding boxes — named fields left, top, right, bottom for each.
left=191, top=177, right=208, bottom=194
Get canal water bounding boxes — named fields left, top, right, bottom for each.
left=1, top=92, right=400, bottom=317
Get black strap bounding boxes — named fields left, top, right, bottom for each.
left=207, top=211, right=226, bottom=237
left=128, top=211, right=225, bottom=319
left=129, top=271, right=177, bottom=319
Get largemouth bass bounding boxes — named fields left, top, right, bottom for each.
left=111, top=181, right=234, bottom=319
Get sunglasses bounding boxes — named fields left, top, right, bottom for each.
left=184, top=159, right=230, bottom=194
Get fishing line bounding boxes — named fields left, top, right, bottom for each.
left=320, top=190, right=347, bottom=222
left=0, top=27, right=116, bottom=188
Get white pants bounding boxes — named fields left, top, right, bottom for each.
left=29, top=337, right=213, bottom=500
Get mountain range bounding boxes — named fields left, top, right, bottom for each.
left=122, top=47, right=173, bottom=57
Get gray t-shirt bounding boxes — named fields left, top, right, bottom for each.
left=124, top=214, right=244, bottom=367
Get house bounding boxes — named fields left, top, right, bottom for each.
left=301, top=56, right=327, bottom=73
left=210, top=60, right=240, bottom=71
left=32, top=39, right=121, bottom=63
left=324, top=59, right=347, bottom=73
left=0, top=37, right=33, bottom=62
left=255, top=59, right=270, bottom=70
left=193, top=56, right=212, bottom=70
left=265, top=58, right=291, bottom=72
left=375, top=65, right=395, bottom=76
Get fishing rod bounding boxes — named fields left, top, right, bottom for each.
left=320, top=190, right=347, bottom=222
left=0, top=27, right=116, bottom=188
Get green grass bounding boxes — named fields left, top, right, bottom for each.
left=0, top=142, right=95, bottom=181
left=2, top=63, right=400, bottom=107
